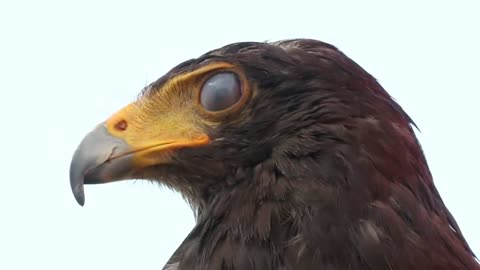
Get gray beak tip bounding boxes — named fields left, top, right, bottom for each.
left=69, top=124, right=133, bottom=207
left=72, top=183, right=85, bottom=206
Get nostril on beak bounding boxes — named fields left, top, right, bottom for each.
left=114, top=119, right=128, bottom=131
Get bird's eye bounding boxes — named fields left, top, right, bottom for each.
left=200, top=72, right=242, bottom=111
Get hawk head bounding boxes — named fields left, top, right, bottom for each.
left=70, top=39, right=478, bottom=270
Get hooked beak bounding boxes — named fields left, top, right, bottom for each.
left=69, top=103, right=210, bottom=206
left=69, top=124, right=135, bottom=206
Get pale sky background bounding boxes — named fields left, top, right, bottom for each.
left=0, top=1, right=479, bottom=269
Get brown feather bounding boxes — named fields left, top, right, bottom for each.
left=138, top=39, right=480, bottom=270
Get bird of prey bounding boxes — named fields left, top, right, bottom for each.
left=70, top=39, right=479, bottom=270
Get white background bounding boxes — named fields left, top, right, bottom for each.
left=0, top=1, right=478, bottom=269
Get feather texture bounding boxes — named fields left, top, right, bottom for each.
left=140, top=39, right=478, bottom=270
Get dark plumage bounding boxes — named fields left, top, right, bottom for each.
left=70, top=39, right=479, bottom=270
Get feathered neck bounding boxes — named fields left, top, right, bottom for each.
left=168, top=118, right=479, bottom=270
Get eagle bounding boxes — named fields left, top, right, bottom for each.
left=70, top=39, right=479, bottom=270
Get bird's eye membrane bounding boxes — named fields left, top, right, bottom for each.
left=200, top=72, right=242, bottom=112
